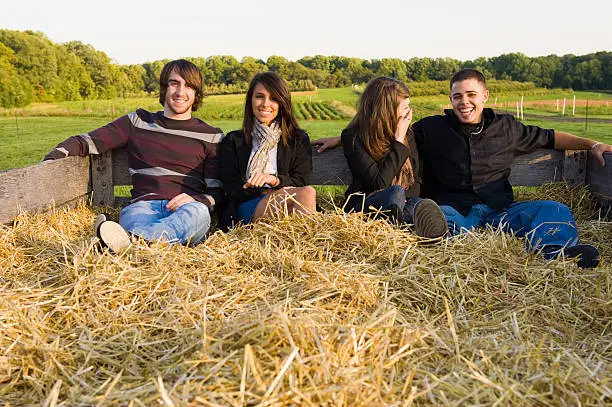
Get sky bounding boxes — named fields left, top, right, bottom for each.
left=1, top=0, right=610, bottom=65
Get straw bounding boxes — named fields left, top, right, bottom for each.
left=0, top=189, right=610, bottom=405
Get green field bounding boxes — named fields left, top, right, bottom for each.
left=1, top=87, right=610, bottom=171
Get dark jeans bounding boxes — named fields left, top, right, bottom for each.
left=345, top=185, right=421, bottom=224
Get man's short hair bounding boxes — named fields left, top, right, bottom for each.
left=159, top=59, right=204, bottom=111
left=450, top=69, right=486, bottom=89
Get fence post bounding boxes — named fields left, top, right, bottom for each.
left=562, top=97, right=566, bottom=116
left=562, top=150, right=587, bottom=186
left=90, top=151, right=114, bottom=207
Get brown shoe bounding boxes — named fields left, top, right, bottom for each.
left=413, top=199, right=448, bottom=239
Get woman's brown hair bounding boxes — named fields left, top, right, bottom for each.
left=349, top=77, right=414, bottom=187
left=349, top=76, right=411, bottom=160
left=243, top=72, right=300, bottom=146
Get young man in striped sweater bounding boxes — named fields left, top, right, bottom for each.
left=44, top=59, right=224, bottom=251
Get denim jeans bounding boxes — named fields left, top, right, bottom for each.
left=237, top=195, right=266, bottom=224
left=440, top=200, right=579, bottom=252
left=346, top=185, right=423, bottom=224
left=119, top=199, right=211, bottom=245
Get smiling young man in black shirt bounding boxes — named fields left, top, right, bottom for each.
left=413, top=69, right=612, bottom=268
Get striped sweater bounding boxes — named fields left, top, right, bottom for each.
left=45, top=109, right=224, bottom=209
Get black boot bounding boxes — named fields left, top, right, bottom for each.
left=541, top=244, right=600, bottom=269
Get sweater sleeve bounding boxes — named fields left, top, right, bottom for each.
left=44, top=114, right=131, bottom=160
left=194, top=130, right=225, bottom=209
left=342, top=127, right=410, bottom=191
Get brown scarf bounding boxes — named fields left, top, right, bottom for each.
left=394, top=156, right=415, bottom=190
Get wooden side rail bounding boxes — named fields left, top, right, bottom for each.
left=587, top=152, right=612, bottom=217
left=1, top=150, right=609, bottom=224
left=97, top=147, right=590, bottom=206
left=0, top=157, right=91, bottom=224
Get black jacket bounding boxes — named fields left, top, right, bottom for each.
left=414, top=108, right=555, bottom=215
left=342, top=125, right=421, bottom=208
left=218, top=129, right=312, bottom=230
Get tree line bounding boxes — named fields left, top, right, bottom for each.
left=1, top=29, right=611, bottom=108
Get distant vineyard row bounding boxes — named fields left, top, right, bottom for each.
left=3, top=100, right=347, bottom=121
left=205, top=102, right=344, bottom=121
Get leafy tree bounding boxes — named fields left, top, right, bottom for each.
left=406, top=57, right=433, bottom=81
left=346, top=58, right=371, bottom=83
left=0, top=30, right=59, bottom=101
left=0, top=43, right=33, bottom=108
left=65, top=41, right=116, bottom=98
left=55, top=45, right=95, bottom=100
left=237, top=56, right=267, bottom=83
left=142, top=60, right=168, bottom=93
left=266, top=55, right=291, bottom=77
left=116, top=64, right=146, bottom=97
left=427, top=58, right=461, bottom=81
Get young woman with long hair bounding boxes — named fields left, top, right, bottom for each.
left=219, top=72, right=316, bottom=229
left=341, top=77, right=447, bottom=238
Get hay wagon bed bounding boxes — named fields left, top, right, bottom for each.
left=1, top=147, right=611, bottom=405
left=1, top=147, right=611, bottom=222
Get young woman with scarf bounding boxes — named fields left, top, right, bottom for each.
left=341, top=77, right=447, bottom=239
left=219, top=72, right=316, bottom=230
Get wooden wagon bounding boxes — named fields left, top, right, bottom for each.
left=1, top=147, right=610, bottom=224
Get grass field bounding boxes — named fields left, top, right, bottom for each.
left=1, top=87, right=611, bottom=171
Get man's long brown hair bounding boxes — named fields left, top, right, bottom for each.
left=243, top=72, right=300, bottom=146
left=159, top=59, right=204, bottom=111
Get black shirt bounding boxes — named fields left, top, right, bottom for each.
left=414, top=108, right=555, bottom=215
left=341, top=125, right=421, bottom=205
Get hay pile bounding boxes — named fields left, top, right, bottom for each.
left=1, top=186, right=611, bottom=405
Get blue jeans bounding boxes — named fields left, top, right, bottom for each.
left=346, top=185, right=422, bottom=224
left=119, top=199, right=211, bottom=245
left=440, top=200, right=579, bottom=252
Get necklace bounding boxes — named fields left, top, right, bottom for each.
left=469, top=120, right=485, bottom=136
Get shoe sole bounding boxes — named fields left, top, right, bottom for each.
left=98, top=221, right=131, bottom=252
left=414, top=199, right=448, bottom=239
left=93, top=214, right=107, bottom=235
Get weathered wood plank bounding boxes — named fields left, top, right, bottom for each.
left=111, top=148, right=131, bottom=186
left=91, top=152, right=114, bottom=207
left=586, top=152, right=612, bottom=218
left=109, top=146, right=356, bottom=187
left=311, top=147, right=352, bottom=185
left=0, top=157, right=91, bottom=224
left=562, top=150, right=587, bottom=186
left=509, top=149, right=564, bottom=186
left=105, top=146, right=590, bottom=204
left=311, top=147, right=572, bottom=187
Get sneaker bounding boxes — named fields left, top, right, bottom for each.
left=97, top=220, right=132, bottom=252
left=541, top=244, right=600, bottom=269
left=412, top=199, right=448, bottom=239
left=93, top=213, right=107, bottom=235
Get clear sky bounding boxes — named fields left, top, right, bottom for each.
left=2, top=0, right=610, bottom=65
